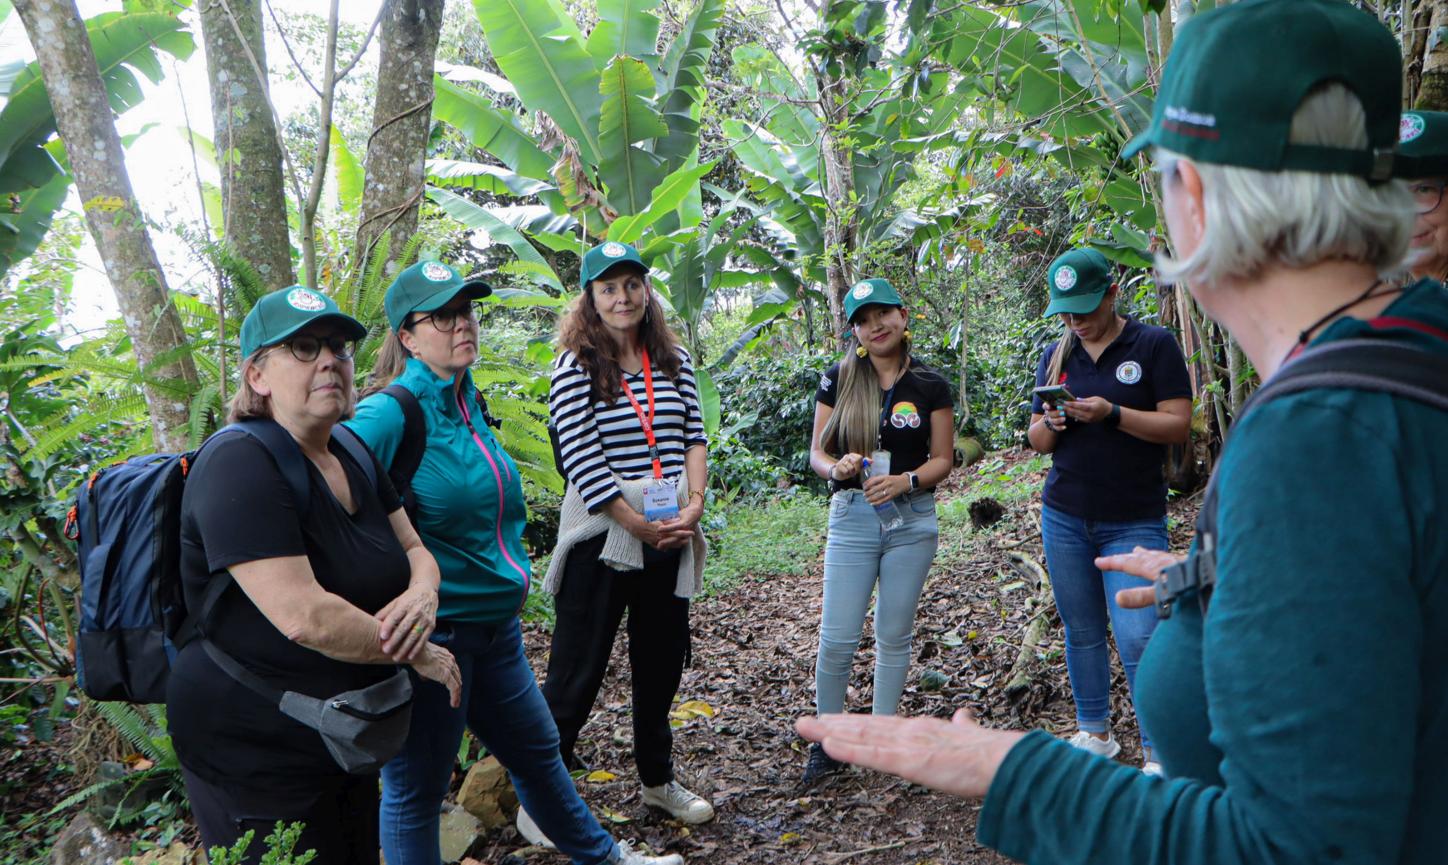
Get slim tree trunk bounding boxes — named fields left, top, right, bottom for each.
left=199, top=0, right=294, bottom=288
left=818, top=72, right=855, bottom=337
left=1417, top=0, right=1448, bottom=109
left=14, top=0, right=198, bottom=452
left=356, top=0, right=444, bottom=275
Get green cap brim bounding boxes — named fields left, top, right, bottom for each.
left=1043, top=291, right=1106, bottom=317
left=258, top=312, right=368, bottom=352
left=411, top=280, right=493, bottom=316
left=1122, top=130, right=1153, bottom=160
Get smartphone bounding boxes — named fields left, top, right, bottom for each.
left=1032, top=383, right=1076, bottom=406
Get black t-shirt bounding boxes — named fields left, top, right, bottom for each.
left=815, top=359, right=954, bottom=487
left=1032, top=317, right=1192, bottom=521
left=166, top=432, right=408, bottom=793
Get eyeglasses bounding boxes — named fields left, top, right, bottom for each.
left=1411, top=180, right=1446, bottom=215
left=411, top=302, right=483, bottom=333
left=278, top=334, right=356, bottom=362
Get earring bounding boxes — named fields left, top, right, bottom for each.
left=856, top=345, right=868, bottom=358
left=903, top=328, right=912, bottom=340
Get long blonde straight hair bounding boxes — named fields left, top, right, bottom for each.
left=820, top=335, right=910, bottom=458
left=1045, top=329, right=1076, bottom=386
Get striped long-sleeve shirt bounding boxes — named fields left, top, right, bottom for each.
left=549, top=346, right=708, bottom=512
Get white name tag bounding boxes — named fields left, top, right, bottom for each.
left=642, top=480, right=680, bottom=522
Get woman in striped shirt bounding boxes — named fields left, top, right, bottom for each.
left=536, top=240, right=715, bottom=830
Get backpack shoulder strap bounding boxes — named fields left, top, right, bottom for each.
left=219, top=420, right=313, bottom=514
left=475, top=387, right=502, bottom=429
left=381, top=384, right=426, bottom=485
left=1155, top=337, right=1448, bottom=620
left=331, top=424, right=379, bottom=492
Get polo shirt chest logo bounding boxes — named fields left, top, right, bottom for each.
left=889, top=401, right=921, bottom=429
left=1116, top=360, right=1143, bottom=384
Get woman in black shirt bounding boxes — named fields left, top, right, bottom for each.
left=801, top=278, right=954, bottom=787
left=167, top=287, right=460, bottom=864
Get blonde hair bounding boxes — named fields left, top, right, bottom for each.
left=1155, top=83, right=1413, bottom=286
left=362, top=330, right=412, bottom=397
left=820, top=333, right=912, bottom=457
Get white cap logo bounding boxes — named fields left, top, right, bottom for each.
left=1054, top=266, right=1078, bottom=291
left=1401, top=113, right=1426, bottom=143
left=851, top=282, right=874, bottom=300
left=602, top=242, right=628, bottom=258
left=421, top=261, right=452, bottom=282
left=286, top=288, right=326, bottom=312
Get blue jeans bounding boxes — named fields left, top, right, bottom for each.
left=1040, top=504, right=1165, bottom=749
left=816, top=489, right=940, bottom=716
left=379, top=618, right=618, bottom=865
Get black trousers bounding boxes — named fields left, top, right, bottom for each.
left=181, top=766, right=379, bottom=864
left=541, top=531, right=690, bottom=787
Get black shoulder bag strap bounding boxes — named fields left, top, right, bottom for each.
left=1154, top=339, right=1448, bottom=619
left=381, top=384, right=426, bottom=524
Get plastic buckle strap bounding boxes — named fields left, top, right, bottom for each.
left=1153, top=543, right=1217, bottom=620
left=1369, top=147, right=1394, bottom=183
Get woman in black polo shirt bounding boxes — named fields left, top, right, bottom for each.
left=1026, top=248, right=1191, bottom=775
left=800, top=277, right=954, bottom=787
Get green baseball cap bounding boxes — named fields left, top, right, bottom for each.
left=1398, top=111, right=1448, bottom=178
left=384, top=260, right=493, bottom=332
left=240, top=286, right=367, bottom=359
left=580, top=241, right=648, bottom=288
left=1043, top=248, right=1113, bottom=317
left=843, top=278, right=904, bottom=324
left=1122, top=0, right=1401, bottom=182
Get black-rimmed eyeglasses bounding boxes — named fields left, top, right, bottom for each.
left=411, top=302, right=484, bottom=333
left=1411, top=180, right=1446, bottom=216
left=277, top=334, right=356, bottom=362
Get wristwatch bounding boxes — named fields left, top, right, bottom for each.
left=906, top=471, right=919, bottom=492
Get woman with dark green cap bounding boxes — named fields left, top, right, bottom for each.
left=347, top=260, right=684, bottom=865
left=799, top=0, right=1448, bottom=862
left=168, top=286, right=461, bottom=863
left=1397, top=110, right=1448, bottom=280
left=1026, top=247, right=1191, bottom=775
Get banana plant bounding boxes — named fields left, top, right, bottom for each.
left=0, top=9, right=195, bottom=279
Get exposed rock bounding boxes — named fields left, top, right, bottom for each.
left=438, top=803, right=483, bottom=864
left=50, top=812, right=126, bottom=865
left=456, top=756, right=518, bottom=829
left=121, top=842, right=198, bottom=865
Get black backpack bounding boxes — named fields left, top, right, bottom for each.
left=1154, top=337, right=1448, bottom=619
left=68, top=420, right=377, bottom=703
left=379, top=383, right=500, bottom=525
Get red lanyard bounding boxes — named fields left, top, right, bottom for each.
left=620, top=347, right=663, bottom=479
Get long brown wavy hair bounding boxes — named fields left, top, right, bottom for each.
left=558, top=266, right=683, bottom=405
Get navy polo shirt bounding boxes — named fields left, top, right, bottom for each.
left=1032, top=317, right=1191, bottom=521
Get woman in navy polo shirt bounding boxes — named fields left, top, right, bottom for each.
left=1025, top=248, right=1191, bottom=774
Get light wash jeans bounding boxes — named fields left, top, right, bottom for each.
left=816, top=488, right=939, bottom=716
left=1040, top=503, right=1166, bottom=750
left=378, top=618, right=620, bottom=865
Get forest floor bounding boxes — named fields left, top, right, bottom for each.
left=478, top=449, right=1200, bottom=865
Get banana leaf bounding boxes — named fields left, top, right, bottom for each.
left=597, top=55, right=668, bottom=217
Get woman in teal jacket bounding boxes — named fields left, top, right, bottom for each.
left=348, top=260, right=682, bottom=865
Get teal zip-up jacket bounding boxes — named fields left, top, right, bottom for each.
left=346, top=358, right=530, bottom=624
left=977, top=279, right=1448, bottom=864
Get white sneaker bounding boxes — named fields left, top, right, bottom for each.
left=1066, top=730, right=1121, bottom=759
left=616, top=839, right=684, bottom=864
left=640, top=780, right=715, bottom=824
left=1142, top=760, right=1164, bottom=777
left=516, top=806, right=556, bottom=849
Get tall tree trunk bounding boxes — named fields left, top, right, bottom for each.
left=199, top=0, right=294, bottom=288
left=356, top=0, right=444, bottom=275
left=818, top=73, right=855, bottom=337
left=14, top=0, right=198, bottom=452
left=1417, top=0, right=1448, bottom=109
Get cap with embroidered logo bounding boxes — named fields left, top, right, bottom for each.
left=1398, top=111, right=1448, bottom=178
left=383, top=260, right=493, bottom=332
left=843, top=278, right=904, bottom=324
left=240, top=286, right=367, bottom=359
left=1122, top=0, right=1402, bottom=182
left=581, top=241, right=648, bottom=288
left=1044, top=248, right=1113, bottom=317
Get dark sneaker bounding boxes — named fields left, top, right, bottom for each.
left=799, top=743, right=843, bottom=788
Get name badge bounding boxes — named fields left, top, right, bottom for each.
left=642, top=480, right=680, bottom=522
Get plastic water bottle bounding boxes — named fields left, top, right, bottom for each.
left=864, top=450, right=905, bottom=532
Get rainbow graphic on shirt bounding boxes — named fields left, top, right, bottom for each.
left=890, top=401, right=921, bottom=429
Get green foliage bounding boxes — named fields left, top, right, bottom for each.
left=701, top=490, right=828, bottom=595
left=713, top=348, right=834, bottom=484
left=205, top=822, right=317, bottom=865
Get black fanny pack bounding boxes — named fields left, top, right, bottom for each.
left=202, top=640, right=412, bottom=774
